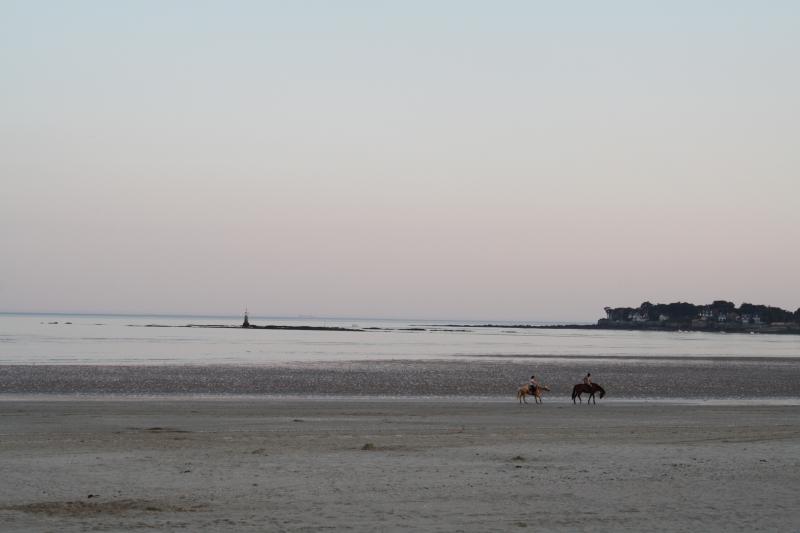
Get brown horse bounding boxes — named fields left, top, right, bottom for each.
left=571, top=383, right=605, bottom=404
left=517, top=384, right=550, bottom=404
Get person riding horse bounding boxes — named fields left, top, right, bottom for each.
left=529, top=375, right=539, bottom=395
left=572, top=373, right=605, bottom=404
left=517, top=379, right=549, bottom=404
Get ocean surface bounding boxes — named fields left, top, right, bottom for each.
left=2, top=312, right=800, bottom=365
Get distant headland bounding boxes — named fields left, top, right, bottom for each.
left=436, top=301, right=800, bottom=335
left=235, top=302, right=800, bottom=335
left=596, top=301, right=800, bottom=334
left=129, top=302, right=800, bottom=336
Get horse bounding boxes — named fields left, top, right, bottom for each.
left=516, top=384, right=550, bottom=405
left=571, top=383, right=605, bottom=405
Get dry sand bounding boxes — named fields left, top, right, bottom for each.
left=1, top=399, right=799, bottom=532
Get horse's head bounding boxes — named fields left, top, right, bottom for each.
left=596, top=385, right=606, bottom=398
left=541, top=385, right=551, bottom=392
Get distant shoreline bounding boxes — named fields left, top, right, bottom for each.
left=181, top=324, right=360, bottom=332
left=125, top=322, right=800, bottom=336
left=133, top=323, right=471, bottom=333
left=422, top=323, right=800, bottom=335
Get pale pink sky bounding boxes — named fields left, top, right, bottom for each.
left=2, top=2, right=799, bottom=321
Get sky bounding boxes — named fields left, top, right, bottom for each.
left=1, top=1, right=799, bottom=321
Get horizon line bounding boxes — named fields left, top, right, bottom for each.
left=0, top=310, right=590, bottom=324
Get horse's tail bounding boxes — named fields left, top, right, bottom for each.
left=571, top=385, right=579, bottom=400
left=516, top=387, right=524, bottom=400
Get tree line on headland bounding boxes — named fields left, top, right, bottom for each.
left=600, top=300, right=800, bottom=333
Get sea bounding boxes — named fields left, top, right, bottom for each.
left=2, top=312, right=799, bottom=365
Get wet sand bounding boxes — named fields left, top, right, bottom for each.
left=1, top=399, right=799, bottom=532
left=2, top=357, right=800, bottom=399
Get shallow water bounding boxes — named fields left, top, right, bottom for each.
left=2, top=313, right=800, bottom=365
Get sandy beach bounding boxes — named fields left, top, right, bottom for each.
left=1, top=398, right=799, bottom=532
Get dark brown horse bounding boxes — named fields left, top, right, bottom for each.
left=571, top=383, right=605, bottom=404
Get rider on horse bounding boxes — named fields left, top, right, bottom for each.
left=529, top=375, right=539, bottom=395
left=583, top=372, right=592, bottom=386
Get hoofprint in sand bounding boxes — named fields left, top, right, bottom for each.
left=1, top=399, right=798, bottom=532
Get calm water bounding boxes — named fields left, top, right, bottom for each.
left=1, top=313, right=799, bottom=365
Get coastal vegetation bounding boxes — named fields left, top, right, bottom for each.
left=600, top=300, right=800, bottom=333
